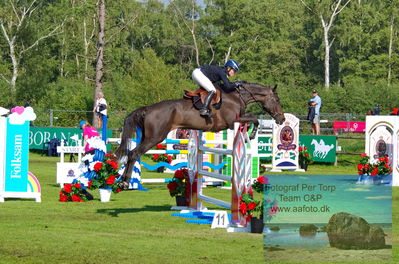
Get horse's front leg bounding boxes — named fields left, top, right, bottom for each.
left=237, top=113, right=259, bottom=140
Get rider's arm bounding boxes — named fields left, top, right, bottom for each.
left=218, top=68, right=237, bottom=92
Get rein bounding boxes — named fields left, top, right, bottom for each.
left=236, top=84, right=267, bottom=112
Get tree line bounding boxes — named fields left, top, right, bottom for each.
left=0, top=0, right=398, bottom=127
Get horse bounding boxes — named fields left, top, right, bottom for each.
left=115, top=82, right=285, bottom=188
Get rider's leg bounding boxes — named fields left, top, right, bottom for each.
left=200, top=91, right=215, bottom=116
left=192, top=68, right=216, bottom=116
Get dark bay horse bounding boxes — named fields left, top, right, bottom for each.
left=115, top=83, right=285, bottom=188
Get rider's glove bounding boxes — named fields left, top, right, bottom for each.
left=234, top=81, right=245, bottom=88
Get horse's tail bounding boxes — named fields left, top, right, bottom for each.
left=114, top=107, right=146, bottom=162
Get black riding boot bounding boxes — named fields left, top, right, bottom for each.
left=199, top=91, right=215, bottom=117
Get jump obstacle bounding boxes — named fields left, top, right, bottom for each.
left=0, top=107, right=41, bottom=202
left=56, top=139, right=86, bottom=186
left=365, top=115, right=399, bottom=186
left=186, top=122, right=253, bottom=227
left=176, top=113, right=301, bottom=228
left=107, top=128, right=236, bottom=187
left=56, top=114, right=109, bottom=187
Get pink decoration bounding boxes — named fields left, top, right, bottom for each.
left=11, top=106, right=24, bottom=115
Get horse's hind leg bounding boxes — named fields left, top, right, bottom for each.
left=119, top=149, right=140, bottom=189
left=120, top=137, right=166, bottom=189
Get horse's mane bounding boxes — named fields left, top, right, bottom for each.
left=242, top=82, right=273, bottom=90
left=241, top=82, right=277, bottom=95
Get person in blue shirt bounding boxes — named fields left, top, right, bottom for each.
left=374, top=104, right=380, bottom=115
left=192, top=59, right=240, bottom=117
left=309, top=89, right=322, bottom=135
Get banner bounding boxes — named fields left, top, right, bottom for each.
left=258, top=136, right=272, bottom=159
left=4, top=120, right=29, bottom=192
left=29, top=127, right=112, bottom=150
left=333, top=121, right=365, bottom=133
left=299, top=135, right=336, bottom=163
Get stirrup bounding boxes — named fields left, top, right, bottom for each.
left=200, top=108, right=211, bottom=117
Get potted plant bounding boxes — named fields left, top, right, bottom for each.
left=239, top=176, right=279, bottom=233
left=59, top=180, right=88, bottom=202
left=298, top=146, right=312, bottom=170
left=357, top=153, right=392, bottom=184
left=167, top=168, right=188, bottom=206
left=89, top=153, right=122, bottom=202
left=239, top=192, right=263, bottom=233
left=151, top=144, right=173, bottom=172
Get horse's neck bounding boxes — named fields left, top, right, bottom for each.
left=224, top=90, right=245, bottom=107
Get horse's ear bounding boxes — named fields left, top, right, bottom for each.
left=273, top=85, right=278, bottom=92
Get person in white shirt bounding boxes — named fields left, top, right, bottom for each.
left=93, top=92, right=107, bottom=129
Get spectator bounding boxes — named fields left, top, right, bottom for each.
left=308, top=89, right=322, bottom=135
left=366, top=109, right=374, bottom=115
left=79, top=120, right=100, bottom=154
left=390, top=108, right=398, bottom=115
left=93, top=92, right=107, bottom=129
left=374, top=104, right=380, bottom=115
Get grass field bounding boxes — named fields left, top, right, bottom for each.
left=0, top=152, right=397, bottom=264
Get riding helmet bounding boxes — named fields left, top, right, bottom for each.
left=224, top=59, right=239, bottom=72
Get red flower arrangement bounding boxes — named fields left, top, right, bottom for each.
left=239, top=193, right=262, bottom=219
left=167, top=168, right=188, bottom=197
left=238, top=175, right=279, bottom=222
left=89, top=153, right=122, bottom=193
left=151, top=144, right=173, bottom=164
left=59, top=180, right=87, bottom=202
left=298, top=146, right=312, bottom=165
left=252, top=175, right=268, bottom=193
left=357, top=153, right=392, bottom=177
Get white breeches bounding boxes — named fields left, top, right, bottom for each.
left=192, top=68, right=216, bottom=92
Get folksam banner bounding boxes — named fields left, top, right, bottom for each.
left=0, top=107, right=41, bottom=202
left=299, top=135, right=336, bottom=163
left=4, top=120, right=29, bottom=192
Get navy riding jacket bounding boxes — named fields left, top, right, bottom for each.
left=199, top=65, right=236, bottom=93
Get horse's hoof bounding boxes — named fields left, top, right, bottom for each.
left=118, top=181, right=130, bottom=190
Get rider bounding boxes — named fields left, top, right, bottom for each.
left=192, top=59, right=240, bottom=117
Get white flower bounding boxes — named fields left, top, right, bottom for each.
left=89, top=162, right=97, bottom=171
left=87, top=137, right=107, bottom=153
left=82, top=153, right=94, bottom=162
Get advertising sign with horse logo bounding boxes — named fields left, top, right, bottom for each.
left=299, top=135, right=336, bottom=163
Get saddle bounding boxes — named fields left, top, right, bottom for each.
left=183, top=88, right=222, bottom=111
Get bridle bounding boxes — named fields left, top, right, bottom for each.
left=236, top=84, right=275, bottom=116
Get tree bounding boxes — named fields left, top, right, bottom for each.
left=92, top=0, right=106, bottom=127
left=0, top=0, right=63, bottom=93
left=170, top=0, right=203, bottom=66
left=300, top=0, right=352, bottom=89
